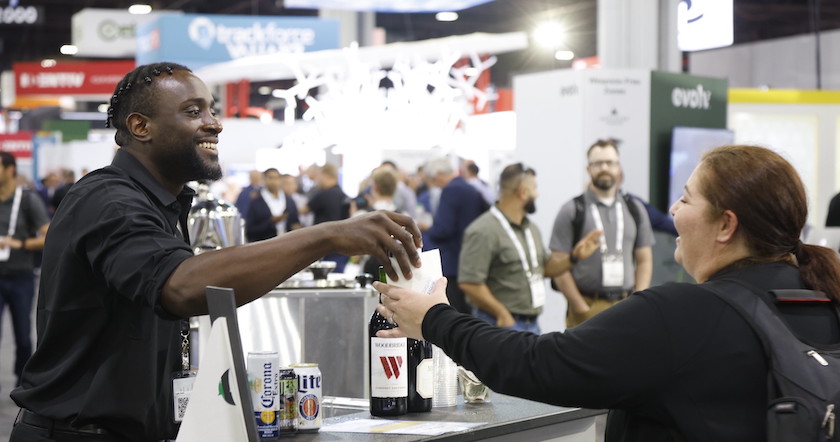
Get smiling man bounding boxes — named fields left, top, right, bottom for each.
left=9, top=63, right=422, bottom=442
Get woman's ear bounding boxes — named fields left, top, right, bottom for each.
left=717, top=209, right=740, bottom=244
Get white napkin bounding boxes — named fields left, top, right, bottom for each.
left=387, top=249, right=442, bottom=295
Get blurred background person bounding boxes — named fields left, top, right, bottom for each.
left=300, top=163, right=350, bottom=271
left=282, top=173, right=312, bottom=228
left=245, top=168, right=300, bottom=242
left=551, top=139, right=654, bottom=327
left=235, top=170, right=263, bottom=219
left=461, top=159, right=496, bottom=206
left=0, top=152, right=50, bottom=387
left=459, top=163, right=600, bottom=333
left=422, top=156, right=488, bottom=313
left=50, top=169, right=75, bottom=211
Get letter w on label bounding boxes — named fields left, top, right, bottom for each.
left=379, top=356, right=403, bottom=379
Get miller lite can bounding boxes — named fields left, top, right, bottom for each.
left=247, top=352, right=280, bottom=439
left=290, top=363, right=322, bottom=431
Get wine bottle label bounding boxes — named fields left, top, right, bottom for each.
left=416, top=358, right=434, bottom=399
left=371, top=337, right=408, bottom=397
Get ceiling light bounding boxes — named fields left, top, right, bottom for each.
left=554, top=50, right=574, bottom=61
left=128, top=4, right=152, bottom=15
left=533, top=21, right=565, bottom=49
left=436, top=12, right=459, bottom=22
left=258, top=86, right=272, bottom=95
left=98, top=104, right=110, bottom=113
left=41, top=59, right=57, bottom=68
left=60, top=45, right=78, bottom=55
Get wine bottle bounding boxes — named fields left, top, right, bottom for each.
left=407, top=338, right=433, bottom=412
left=369, top=268, right=408, bottom=416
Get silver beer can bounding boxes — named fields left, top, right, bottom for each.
left=247, top=351, right=280, bottom=439
left=290, top=363, right=322, bottom=431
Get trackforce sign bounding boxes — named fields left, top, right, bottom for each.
left=671, top=84, right=712, bottom=110
left=188, top=16, right=316, bottom=57
left=136, top=14, right=339, bottom=69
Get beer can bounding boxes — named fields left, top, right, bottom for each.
left=278, top=368, right=298, bottom=436
left=247, top=352, right=280, bottom=439
left=290, top=363, right=322, bottom=431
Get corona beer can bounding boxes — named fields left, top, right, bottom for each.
left=290, top=363, right=322, bottom=431
left=278, top=368, right=298, bottom=436
left=247, top=352, right=280, bottom=439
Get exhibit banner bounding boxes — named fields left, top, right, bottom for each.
left=137, top=14, right=340, bottom=70
left=0, top=131, right=33, bottom=158
left=649, top=71, right=728, bottom=208
left=13, top=60, right=136, bottom=96
left=583, top=70, right=652, bottom=199
left=72, top=8, right=181, bottom=58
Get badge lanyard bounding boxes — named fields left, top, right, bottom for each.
left=589, top=200, right=624, bottom=254
left=490, top=206, right=539, bottom=277
left=0, top=187, right=23, bottom=263
left=490, top=206, right=545, bottom=308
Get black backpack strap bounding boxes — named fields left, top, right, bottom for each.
left=571, top=194, right=585, bottom=246
left=622, top=194, right=642, bottom=248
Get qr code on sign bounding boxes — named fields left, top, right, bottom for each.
left=176, top=396, right=189, bottom=422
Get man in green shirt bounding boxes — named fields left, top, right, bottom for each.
left=458, top=163, right=599, bottom=333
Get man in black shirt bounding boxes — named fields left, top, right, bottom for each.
left=301, top=163, right=350, bottom=272
left=9, top=62, right=422, bottom=442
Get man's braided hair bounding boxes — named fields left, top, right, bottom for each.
left=105, top=62, right=192, bottom=146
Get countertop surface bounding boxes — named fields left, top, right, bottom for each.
left=289, top=394, right=605, bottom=441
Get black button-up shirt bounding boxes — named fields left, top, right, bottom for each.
left=12, top=149, right=195, bottom=441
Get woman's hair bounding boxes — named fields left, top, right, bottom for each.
left=698, top=144, right=840, bottom=300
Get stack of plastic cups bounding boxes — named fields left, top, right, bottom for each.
left=432, top=344, right=459, bottom=407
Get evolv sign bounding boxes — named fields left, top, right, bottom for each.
left=14, top=61, right=135, bottom=96
left=671, top=84, right=712, bottom=110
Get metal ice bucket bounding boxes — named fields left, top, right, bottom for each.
left=187, top=182, right=244, bottom=254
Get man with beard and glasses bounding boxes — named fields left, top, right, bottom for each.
left=458, top=164, right=601, bottom=333
left=549, top=139, right=654, bottom=328
left=9, top=63, right=422, bottom=442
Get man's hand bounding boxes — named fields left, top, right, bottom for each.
left=333, top=210, right=423, bottom=281
left=572, top=229, right=602, bottom=262
left=496, top=311, right=515, bottom=328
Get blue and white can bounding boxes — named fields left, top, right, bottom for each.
left=248, top=352, right=280, bottom=439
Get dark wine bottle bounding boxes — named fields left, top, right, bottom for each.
left=369, top=268, right=408, bottom=416
left=407, top=338, right=433, bottom=412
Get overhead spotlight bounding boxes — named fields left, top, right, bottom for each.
left=258, top=86, right=272, bottom=95
left=128, top=4, right=152, bottom=15
left=41, top=59, right=57, bottom=68
left=60, top=45, right=78, bottom=55
left=533, top=21, right=565, bottom=49
left=554, top=50, right=575, bottom=61
left=98, top=104, right=109, bottom=113
left=435, top=12, right=459, bottom=22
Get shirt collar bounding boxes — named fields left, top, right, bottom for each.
left=585, top=187, right=623, bottom=207
left=111, top=149, right=196, bottom=207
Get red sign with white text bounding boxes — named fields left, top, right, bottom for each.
left=0, top=132, right=34, bottom=158
left=14, top=60, right=135, bottom=96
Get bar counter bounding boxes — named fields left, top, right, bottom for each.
left=293, top=394, right=605, bottom=441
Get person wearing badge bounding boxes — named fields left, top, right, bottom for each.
left=550, top=139, right=655, bottom=327
left=458, top=163, right=601, bottom=334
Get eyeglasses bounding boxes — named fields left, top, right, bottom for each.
left=588, top=160, right=619, bottom=169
